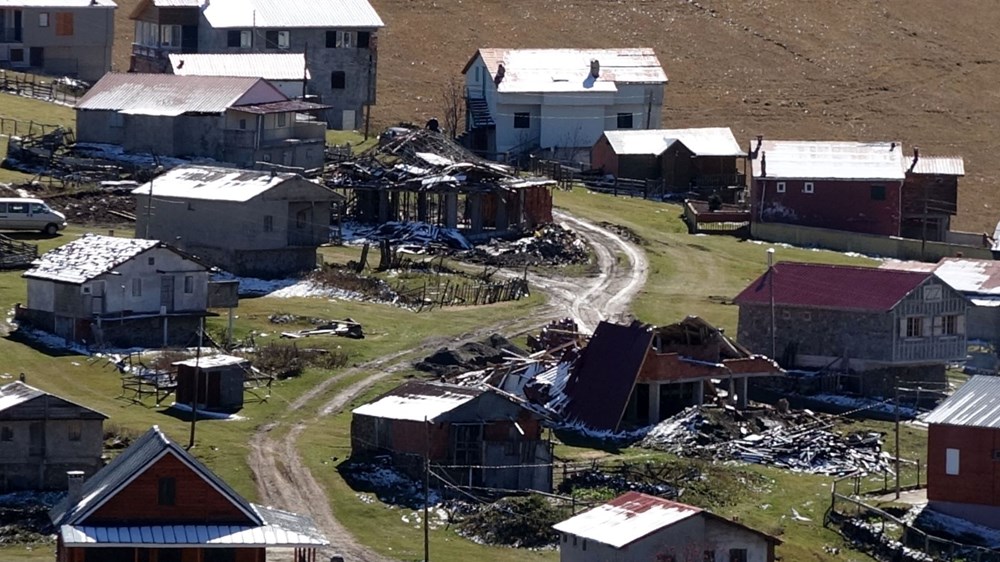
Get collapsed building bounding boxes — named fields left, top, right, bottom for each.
left=329, top=128, right=555, bottom=240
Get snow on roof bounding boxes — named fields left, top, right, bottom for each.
left=352, top=381, right=483, bottom=422
left=24, top=235, right=160, bottom=284
left=474, top=48, right=666, bottom=94
left=909, top=156, right=965, bottom=176
left=173, top=354, right=248, bottom=369
left=202, top=0, right=383, bottom=29
left=169, top=53, right=310, bottom=81
left=751, top=140, right=905, bottom=181
left=924, top=376, right=1000, bottom=428
left=553, top=492, right=701, bottom=548
left=0, top=381, right=43, bottom=413
left=131, top=165, right=308, bottom=202
left=602, top=127, right=745, bottom=157
left=881, top=258, right=1000, bottom=299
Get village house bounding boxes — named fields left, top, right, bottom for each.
left=133, top=165, right=344, bottom=279
left=174, top=354, right=251, bottom=413
left=924, top=375, right=1000, bottom=529
left=16, top=234, right=212, bottom=348
left=0, top=0, right=115, bottom=82
left=168, top=52, right=310, bottom=99
left=461, top=48, right=667, bottom=161
left=591, top=127, right=747, bottom=199
left=128, top=0, right=383, bottom=129
left=734, top=262, right=967, bottom=396
left=75, top=73, right=329, bottom=170
left=545, top=318, right=782, bottom=432
left=553, top=491, right=780, bottom=562
left=351, top=380, right=553, bottom=492
left=0, top=381, right=106, bottom=492
left=49, top=425, right=328, bottom=562
left=900, top=148, right=964, bottom=242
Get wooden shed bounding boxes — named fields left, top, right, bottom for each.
left=174, top=355, right=249, bottom=412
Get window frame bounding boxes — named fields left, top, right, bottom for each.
left=905, top=316, right=923, bottom=338
left=131, top=278, right=142, bottom=298
left=513, top=112, right=530, bottom=129
left=870, top=184, right=886, bottom=201
left=68, top=421, right=82, bottom=442
left=38, top=12, right=49, bottom=27
left=776, top=181, right=786, bottom=193
left=157, top=477, right=176, bottom=506
left=803, top=181, right=815, bottom=194
left=946, top=447, right=960, bottom=476
left=263, top=215, right=274, bottom=232
left=183, top=275, right=194, bottom=294
left=616, top=112, right=633, bottom=129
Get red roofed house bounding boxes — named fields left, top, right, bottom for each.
left=49, top=425, right=328, bottom=562
left=553, top=491, right=780, bottom=562
left=735, top=262, right=967, bottom=395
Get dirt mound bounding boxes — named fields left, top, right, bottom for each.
left=415, top=334, right=527, bottom=378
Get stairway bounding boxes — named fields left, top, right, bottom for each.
left=0, top=234, right=39, bottom=270
left=467, top=97, right=495, bottom=127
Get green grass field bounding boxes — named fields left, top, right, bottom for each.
left=0, top=92, right=75, bottom=186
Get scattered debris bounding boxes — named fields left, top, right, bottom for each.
left=456, top=495, right=564, bottom=548
left=343, top=221, right=472, bottom=252
left=278, top=317, right=364, bottom=339
left=0, top=491, right=60, bottom=546
left=598, top=221, right=647, bottom=245
left=461, top=224, right=590, bottom=267
left=415, top=334, right=527, bottom=379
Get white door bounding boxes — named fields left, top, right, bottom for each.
left=342, top=110, right=356, bottom=130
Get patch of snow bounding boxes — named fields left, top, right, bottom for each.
left=167, top=402, right=246, bottom=421
left=264, top=280, right=368, bottom=301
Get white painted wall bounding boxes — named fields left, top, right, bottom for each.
left=703, top=517, right=772, bottom=562
left=90, top=247, right=208, bottom=315
left=26, top=281, right=55, bottom=313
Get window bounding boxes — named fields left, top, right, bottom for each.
left=239, top=118, right=247, bottom=130
left=946, top=448, right=960, bottom=475
left=330, top=71, right=346, bottom=89
left=729, top=549, right=748, bottom=562
left=617, top=112, right=634, bottom=129
left=55, top=12, right=74, bottom=36
left=38, top=13, right=49, bottom=27
left=905, top=316, right=923, bottom=338
left=0, top=426, right=12, bottom=441
left=357, top=31, right=371, bottom=48
left=802, top=311, right=812, bottom=321
left=776, top=181, right=786, bottom=193
left=10, top=49, right=24, bottom=63
left=870, top=184, right=886, bottom=201
left=781, top=310, right=791, bottom=320
left=326, top=30, right=354, bottom=48
left=203, top=550, right=236, bottom=562
left=109, top=112, right=124, bottom=128
left=514, top=112, right=530, bottom=129
left=923, top=285, right=943, bottom=301
left=183, top=275, right=194, bottom=294
left=277, top=112, right=287, bottom=127
left=8, top=202, right=27, bottom=214
left=157, top=477, right=176, bottom=505
left=942, top=314, right=960, bottom=335
left=265, top=30, right=289, bottom=49
left=227, top=29, right=252, bottom=48
left=68, top=421, right=81, bottom=442
left=295, top=209, right=307, bottom=228
left=131, top=278, right=142, bottom=297
left=148, top=257, right=155, bottom=266
left=804, top=181, right=815, bottom=193
left=263, top=215, right=274, bottom=232
left=160, top=24, right=182, bottom=48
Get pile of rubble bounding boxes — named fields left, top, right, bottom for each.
left=640, top=406, right=890, bottom=476
left=344, top=221, right=473, bottom=253
left=415, top=334, right=527, bottom=379
left=0, top=491, right=59, bottom=546
left=461, top=224, right=590, bottom=267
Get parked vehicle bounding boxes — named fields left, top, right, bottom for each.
left=0, top=198, right=67, bottom=235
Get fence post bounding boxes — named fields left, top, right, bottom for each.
left=917, top=459, right=921, bottom=489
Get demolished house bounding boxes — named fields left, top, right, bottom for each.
left=351, top=380, right=552, bottom=492
left=330, top=127, right=555, bottom=241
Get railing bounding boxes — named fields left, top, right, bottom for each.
left=131, top=43, right=180, bottom=60
left=0, top=28, right=22, bottom=44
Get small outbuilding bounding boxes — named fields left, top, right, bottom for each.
left=174, top=354, right=250, bottom=412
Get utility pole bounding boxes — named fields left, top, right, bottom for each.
left=768, top=248, right=777, bottom=362
left=423, top=416, right=430, bottom=562
left=894, top=377, right=901, bottom=499
left=187, top=318, right=203, bottom=450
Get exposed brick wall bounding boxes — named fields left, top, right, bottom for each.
left=927, top=424, right=1000, bottom=507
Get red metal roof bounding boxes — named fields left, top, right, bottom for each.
left=733, top=262, right=931, bottom=312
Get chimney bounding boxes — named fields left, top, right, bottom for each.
left=494, top=63, right=505, bottom=86
left=67, top=471, right=85, bottom=505
left=590, top=59, right=600, bottom=79
left=909, top=146, right=920, bottom=172
left=760, top=151, right=767, bottom=178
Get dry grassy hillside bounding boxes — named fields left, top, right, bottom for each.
left=110, top=0, right=1000, bottom=232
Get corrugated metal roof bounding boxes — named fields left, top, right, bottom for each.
left=202, top=0, right=383, bottom=29
left=924, top=376, right=1000, bottom=428
left=750, top=140, right=905, bottom=181
left=0, top=0, right=114, bottom=7
left=234, top=100, right=331, bottom=114
left=352, top=381, right=484, bottom=422
left=76, top=74, right=278, bottom=116
left=152, top=0, right=201, bottom=6
left=0, top=381, right=107, bottom=419
left=60, top=513, right=328, bottom=547
left=882, top=258, right=1000, bottom=298
left=132, top=165, right=340, bottom=203
left=909, top=156, right=965, bottom=176
left=475, top=48, right=667, bottom=94
left=173, top=354, right=248, bottom=369
left=553, top=492, right=701, bottom=548
left=602, top=127, right=745, bottom=157
left=169, top=53, right=310, bottom=81
left=23, top=234, right=161, bottom=284
left=0, top=381, right=43, bottom=413
left=734, top=262, right=932, bottom=312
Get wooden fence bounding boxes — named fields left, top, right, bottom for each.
left=531, top=158, right=666, bottom=198
left=396, top=276, right=529, bottom=311
left=0, top=71, right=83, bottom=105
left=0, top=117, right=66, bottom=140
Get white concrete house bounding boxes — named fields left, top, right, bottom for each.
left=461, top=48, right=667, bottom=162
left=16, top=234, right=210, bottom=348
left=553, top=492, right=780, bottom=562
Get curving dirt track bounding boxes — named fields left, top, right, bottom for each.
left=248, top=212, right=648, bottom=561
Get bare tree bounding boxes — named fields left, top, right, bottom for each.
left=440, top=76, right=466, bottom=140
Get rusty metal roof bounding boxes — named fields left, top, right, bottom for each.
left=553, top=492, right=701, bottom=548
left=203, top=0, right=383, bottom=29
left=751, top=139, right=905, bottom=181
left=734, top=262, right=932, bottom=312
left=234, top=100, right=331, bottom=114
left=909, top=156, right=965, bottom=176
left=924, top=375, right=1000, bottom=428
left=472, top=48, right=666, bottom=94
left=169, top=53, right=310, bottom=81
left=76, top=73, right=283, bottom=116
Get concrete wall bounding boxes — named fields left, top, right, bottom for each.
left=75, top=109, right=124, bottom=145
left=750, top=221, right=994, bottom=261
left=186, top=246, right=318, bottom=279
left=17, top=6, right=114, bottom=81
left=173, top=114, right=225, bottom=160
left=703, top=518, right=773, bottom=562
left=560, top=515, right=706, bottom=562
left=123, top=114, right=176, bottom=156
left=89, top=246, right=208, bottom=315
left=0, top=418, right=103, bottom=491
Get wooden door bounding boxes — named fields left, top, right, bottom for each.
left=160, top=276, right=174, bottom=312
left=28, top=422, right=44, bottom=457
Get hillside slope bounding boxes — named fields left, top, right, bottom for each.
left=110, top=0, right=1000, bottom=231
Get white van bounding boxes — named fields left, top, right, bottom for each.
left=0, top=198, right=67, bottom=235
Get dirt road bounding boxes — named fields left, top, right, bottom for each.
left=248, top=212, right=647, bottom=561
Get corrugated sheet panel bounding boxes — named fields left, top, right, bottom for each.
left=883, top=258, right=1000, bottom=297
left=478, top=48, right=667, bottom=94
left=553, top=492, right=700, bottom=548
left=604, top=127, right=744, bottom=157
left=924, top=376, right=1000, bottom=428
left=203, top=0, right=383, bottom=29
left=23, top=234, right=160, bottom=284
left=750, top=139, right=905, bottom=180
left=734, top=262, right=931, bottom=312
left=910, top=156, right=965, bottom=176
left=61, top=520, right=327, bottom=546
left=352, top=380, right=483, bottom=422
left=0, top=381, right=43, bottom=413
left=76, top=73, right=267, bottom=115
left=131, top=165, right=337, bottom=203
left=169, top=53, right=310, bottom=81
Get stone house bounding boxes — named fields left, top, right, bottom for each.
left=0, top=381, right=106, bottom=491
left=0, top=0, right=115, bottom=82
left=128, top=0, right=384, bottom=129
left=734, top=262, right=967, bottom=395
left=75, top=73, right=329, bottom=170
left=133, top=165, right=345, bottom=279
left=553, top=491, right=780, bottom=562
left=16, top=234, right=212, bottom=348
left=351, top=380, right=553, bottom=492
left=49, top=425, right=328, bottom=562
